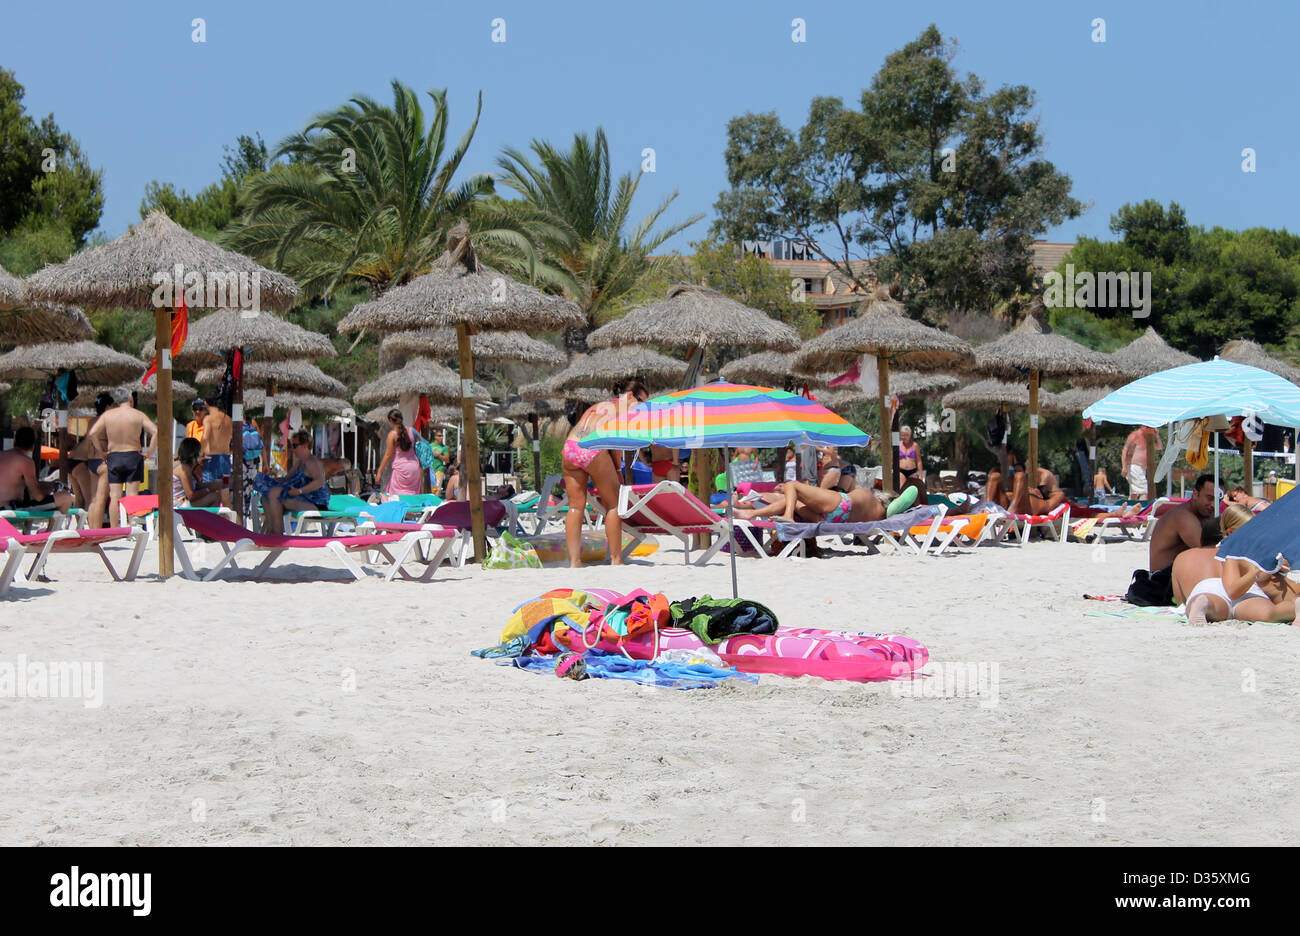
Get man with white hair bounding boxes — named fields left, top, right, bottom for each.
left=88, top=387, right=157, bottom=528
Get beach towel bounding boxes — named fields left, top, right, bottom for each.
left=505, top=649, right=758, bottom=690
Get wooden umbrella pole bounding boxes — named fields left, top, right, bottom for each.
left=529, top=413, right=542, bottom=494
left=260, top=379, right=275, bottom=473
left=456, top=323, right=486, bottom=562
left=878, top=355, right=894, bottom=495
left=1244, top=437, right=1254, bottom=497
left=1027, top=370, right=1040, bottom=484
left=231, top=354, right=245, bottom=526
left=155, top=302, right=175, bottom=577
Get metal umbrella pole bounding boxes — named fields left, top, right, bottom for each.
left=722, top=443, right=738, bottom=600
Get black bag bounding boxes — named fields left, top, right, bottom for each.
left=987, top=410, right=1009, bottom=448
left=1126, top=568, right=1173, bottom=607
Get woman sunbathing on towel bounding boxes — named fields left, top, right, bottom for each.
left=561, top=378, right=649, bottom=568
left=732, top=481, right=886, bottom=525
left=1172, top=505, right=1298, bottom=624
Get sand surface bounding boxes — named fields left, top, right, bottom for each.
left=1, top=532, right=1297, bottom=846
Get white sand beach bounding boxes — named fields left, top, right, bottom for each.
left=1, top=535, right=1297, bottom=847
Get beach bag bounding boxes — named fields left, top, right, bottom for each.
left=411, top=430, right=436, bottom=469
left=484, top=531, right=542, bottom=570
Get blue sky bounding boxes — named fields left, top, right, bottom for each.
left=2, top=0, right=1294, bottom=253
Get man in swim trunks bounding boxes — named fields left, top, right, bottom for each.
left=561, top=378, right=649, bottom=568
left=648, top=443, right=679, bottom=482
left=1129, top=473, right=1216, bottom=605
left=0, top=426, right=72, bottom=513
left=1122, top=425, right=1160, bottom=500
left=200, top=397, right=233, bottom=485
left=88, top=387, right=157, bottom=529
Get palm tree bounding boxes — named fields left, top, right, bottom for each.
left=495, top=129, right=702, bottom=351
left=224, top=81, right=550, bottom=299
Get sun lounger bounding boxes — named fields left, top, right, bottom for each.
left=285, top=494, right=380, bottom=535
left=119, top=494, right=237, bottom=543
left=1010, top=502, right=1072, bottom=545
left=0, top=507, right=86, bottom=532
left=768, top=505, right=948, bottom=558
left=358, top=499, right=513, bottom=567
left=0, top=538, right=28, bottom=598
left=173, top=509, right=452, bottom=582
left=617, top=481, right=750, bottom=565
left=0, top=516, right=148, bottom=583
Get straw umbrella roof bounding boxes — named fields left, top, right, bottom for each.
left=143, top=309, right=336, bottom=366
left=943, top=379, right=1070, bottom=413
left=194, top=359, right=345, bottom=397
left=1219, top=339, right=1300, bottom=384
left=337, top=221, right=583, bottom=336
left=972, top=314, right=1120, bottom=386
left=1109, top=327, right=1198, bottom=380
left=0, top=301, right=95, bottom=346
left=550, top=347, right=687, bottom=392
left=517, top=374, right=607, bottom=403
left=0, top=264, right=24, bottom=310
left=502, top=397, right=567, bottom=421
left=1054, top=386, right=1115, bottom=413
left=73, top=375, right=197, bottom=408
left=719, top=351, right=838, bottom=387
left=0, top=340, right=145, bottom=384
left=353, top=357, right=488, bottom=409
left=379, top=328, right=565, bottom=365
left=243, top=388, right=349, bottom=413
left=791, top=291, right=974, bottom=373
left=820, top=372, right=962, bottom=410
left=23, top=211, right=300, bottom=311
left=586, top=283, right=800, bottom=352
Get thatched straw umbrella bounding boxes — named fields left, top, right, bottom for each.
left=0, top=301, right=94, bottom=346
left=586, top=284, right=801, bottom=362
left=0, top=341, right=147, bottom=479
left=337, top=220, right=582, bottom=561
left=22, top=211, right=300, bottom=575
left=718, top=351, right=836, bottom=391
left=353, top=357, right=485, bottom=410
left=971, top=310, right=1119, bottom=487
left=791, top=289, right=974, bottom=493
left=0, top=264, right=24, bottom=310
left=142, top=308, right=333, bottom=522
left=518, top=373, right=606, bottom=403
left=243, top=389, right=349, bottom=413
left=550, top=348, right=687, bottom=393
left=943, top=379, right=1070, bottom=414
left=821, top=372, right=961, bottom=414
left=379, top=328, right=565, bottom=366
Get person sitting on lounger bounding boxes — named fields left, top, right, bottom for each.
left=0, top=426, right=72, bottom=514
left=986, top=451, right=1064, bottom=515
left=732, top=481, right=887, bottom=525
left=261, top=430, right=330, bottom=535
left=173, top=438, right=228, bottom=510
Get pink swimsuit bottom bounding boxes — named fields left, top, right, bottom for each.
left=563, top=438, right=601, bottom=471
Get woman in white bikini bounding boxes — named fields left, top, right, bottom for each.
left=561, top=378, right=649, bottom=568
left=1173, top=505, right=1298, bottom=623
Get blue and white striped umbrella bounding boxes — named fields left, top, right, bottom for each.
left=1083, top=359, right=1300, bottom=428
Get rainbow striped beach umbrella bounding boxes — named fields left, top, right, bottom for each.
left=580, top=382, right=870, bottom=597
left=577, top=381, right=872, bottom=451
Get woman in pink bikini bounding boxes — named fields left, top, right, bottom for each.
left=562, top=378, right=649, bottom=568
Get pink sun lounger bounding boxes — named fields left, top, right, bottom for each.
left=174, top=509, right=455, bottom=582
left=0, top=516, right=148, bottom=585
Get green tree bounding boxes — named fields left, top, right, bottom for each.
left=712, top=25, right=1081, bottom=319
left=0, top=67, right=103, bottom=259
left=225, top=82, right=532, bottom=300
left=140, top=133, right=268, bottom=239
left=495, top=128, right=702, bottom=351
left=1063, top=201, right=1300, bottom=358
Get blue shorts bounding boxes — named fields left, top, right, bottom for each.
left=201, top=454, right=231, bottom=484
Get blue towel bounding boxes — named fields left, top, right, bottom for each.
left=504, top=649, right=758, bottom=690
left=365, top=501, right=411, bottom=524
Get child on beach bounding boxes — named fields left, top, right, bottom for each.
left=1093, top=466, right=1113, bottom=501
